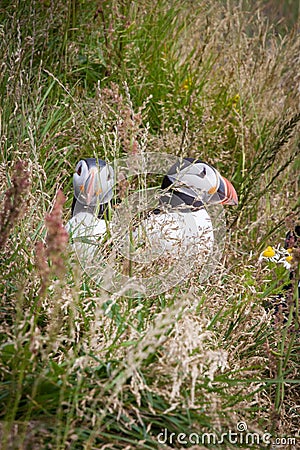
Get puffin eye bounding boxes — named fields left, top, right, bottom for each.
left=199, top=167, right=206, bottom=178
left=77, top=164, right=82, bottom=176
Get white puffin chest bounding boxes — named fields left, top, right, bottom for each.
left=66, top=212, right=106, bottom=260
left=126, top=207, right=214, bottom=264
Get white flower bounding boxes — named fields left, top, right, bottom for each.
left=280, top=254, right=293, bottom=270
left=259, top=245, right=280, bottom=263
left=259, top=245, right=293, bottom=270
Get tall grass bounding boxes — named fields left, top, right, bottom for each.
left=0, top=0, right=299, bottom=448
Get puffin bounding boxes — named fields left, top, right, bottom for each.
left=65, top=158, right=114, bottom=260
left=116, top=157, right=238, bottom=267
left=66, top=157, right=238, bottom=273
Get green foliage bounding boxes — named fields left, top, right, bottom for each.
left=0, top=0, right=299, bottom=449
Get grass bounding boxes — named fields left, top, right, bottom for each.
left=0, top=0, right=299, bottom=448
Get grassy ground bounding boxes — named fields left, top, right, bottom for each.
left=0, top=0, right=299, bottom=448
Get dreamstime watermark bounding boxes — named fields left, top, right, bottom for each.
left=72, top=152, right=226, bottom=297
left=156, top=422, right=297, bottom=447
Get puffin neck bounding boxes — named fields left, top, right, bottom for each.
left=159, top=189, right=204, bottom=211
left=161, top=174, right=204, bottom=211
left=71, top=197, right=110, bottom=219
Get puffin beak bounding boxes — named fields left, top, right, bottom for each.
left=85, top=166, right=98, bottom=205
left=221, top=176, right=238, bottom=205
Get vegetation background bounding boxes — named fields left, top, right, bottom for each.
left=0, top=0, right=299, bottom=448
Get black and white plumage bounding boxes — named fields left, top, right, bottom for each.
left=71, top=158, right=114, bottom=217
left=66, top=158, right=114, bottom=258
left=118, top=158, right=238, bottom=262
left=160, top=157, right=238, bottom=207
left=66, top=157, right=238, bottom=267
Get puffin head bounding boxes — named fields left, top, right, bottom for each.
left=161, top=157, right=238, bottom=207
left=72, top=158, right=114, bottom=216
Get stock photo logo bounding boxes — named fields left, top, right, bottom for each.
left=66, top=152, right=237, bottom=297
left=156, top=422, right=297, bottom=447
